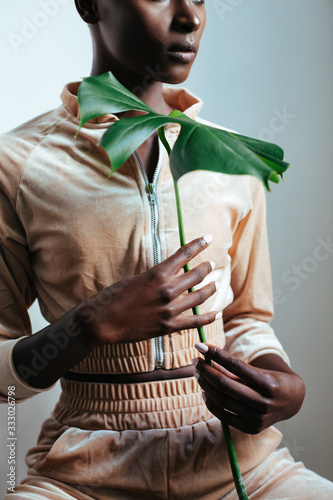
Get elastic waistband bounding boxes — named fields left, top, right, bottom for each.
left=62, top=365, right=194, bottom=384
left=53, top=376, right=212, bottom=431
left=69, top=320, right=224, bottom=374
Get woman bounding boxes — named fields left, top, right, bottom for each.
left=1, top=0, right=332, bottom=498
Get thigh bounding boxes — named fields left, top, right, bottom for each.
left=2, top=471, right=143, bottom=500
left=222, top=447, right=333, bottom=500
left=3, top=473, right=92, bottom=500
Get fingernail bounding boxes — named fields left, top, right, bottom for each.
left=215, top=312, right=222, bottom=321
left=203, top=234, right=213, bottom=245
left=194, top=371, right=200, bottom=381
left=192, top=358, right=199, bottom=367
left=215, top=281, right=220, bottom=291
left=195, top=342, right=209, bottom=354
left=202, top=392, right=207, bottom=403
left=209, top=261, right=216, bottom=270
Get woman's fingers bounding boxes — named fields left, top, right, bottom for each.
left=155, top=260, right=216, bottom=306
left=200, top=394, right=255, bottom=434
left=193, top=346, right=306, bottom=433
left=94, top=236, right=217, bottom=344
left=169, top=281, right=218, bottom=316
left=195, top=343, right=275, bottom=396
left=151, top=236, right=216, bottom=309
left=172, top=310, right=220, bottom=332
left=210, top=360, right=243, bottom=381
left=192, top=353, right=267, bottom=413
left=174, top=260, right=215, bottom=294
left=160, top=235, right=213, bottom=275
left=196, top=371, right=250, bottom=415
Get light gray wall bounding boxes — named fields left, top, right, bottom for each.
left=0, top=0, right=332, bottom=492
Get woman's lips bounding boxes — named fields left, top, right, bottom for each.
left=167, top=49, right=196, bottom=63
left=167, top=43, right=197, bottom=63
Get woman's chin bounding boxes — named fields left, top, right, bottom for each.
left=160, top=65, right=194, bottom=86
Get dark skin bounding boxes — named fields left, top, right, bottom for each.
left=193, top=345, right=305, bottom=434
left=13, top=0, right=305, bottom=432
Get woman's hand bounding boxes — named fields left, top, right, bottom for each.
left=192, top=343, right=306, bottom=434
left=80, top=236, right=220, bottom=346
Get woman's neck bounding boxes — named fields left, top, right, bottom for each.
left=90, top=60, right=174, bottom=118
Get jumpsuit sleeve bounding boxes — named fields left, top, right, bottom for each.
left=222, top=176, right=290, bottom=365
left=0, top=187, right=55, bottom=403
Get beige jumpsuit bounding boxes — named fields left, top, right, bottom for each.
left=1, top=82, right=332, bottom=499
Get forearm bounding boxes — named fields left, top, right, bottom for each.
left=12, top=301, right=96, bottom=390
left=250, top=353, right=295, bottom=374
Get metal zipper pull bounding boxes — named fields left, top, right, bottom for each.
left=146, top=184, right=157, bottom=206
left=155, top=337, right=163, bottom=369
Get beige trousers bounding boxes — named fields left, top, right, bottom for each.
left=4, top=377, right=333, bottom=499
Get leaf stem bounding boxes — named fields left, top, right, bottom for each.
left=159, top=125, right=248, bottom=500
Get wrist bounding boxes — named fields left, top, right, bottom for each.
left=74, top=300, right=101, bottom=349
left=74, top=292, right=118, bottom=348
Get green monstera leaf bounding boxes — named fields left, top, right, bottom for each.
left=77, top=71, right=289, bottom=189
left=76, top=71, right=290, bottom=500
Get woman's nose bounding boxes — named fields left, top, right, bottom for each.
left=171, top=0, right=202, bottom=33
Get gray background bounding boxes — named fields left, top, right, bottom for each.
left=0, top=0, right=332, bottom=492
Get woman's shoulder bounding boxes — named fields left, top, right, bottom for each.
left=0, top=106, right=70, bottom=200
left=0, top=106, right=69, bottom=160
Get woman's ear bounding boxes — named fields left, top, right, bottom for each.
left=74, top=0, right=99, bottom=25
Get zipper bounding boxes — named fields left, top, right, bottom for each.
left=134, top=140, right=164, bottom=369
